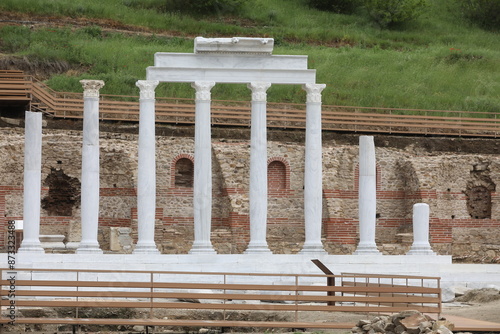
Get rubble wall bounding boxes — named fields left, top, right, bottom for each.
left=1, top=121, right=499, bottom=262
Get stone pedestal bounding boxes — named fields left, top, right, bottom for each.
left=110, top=227, right=133, bottom=253
left=245, top=82, right=272, bottom=254
left=40, top=235, right=66, bottom=251
left=134, top=80, right=160, bottom=254
left=300, top=83, right=327, bottom=254
left=354, top=136, right=381, bottom=255
left=408, top=203, right=436, bottom=255
left=189, top=81, right=216, bottom=254
left=18, top=111, right=44, bottom=253
left=76, top=80, right=104, bottom=254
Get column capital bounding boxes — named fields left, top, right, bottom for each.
left=302, top=83, right=326, bottom=103
left=191, top=81, right=215, bottom=101
left=80, top=80, right=105, bottom=98
left=247, top=82, right=271, bottom=102
left=136, top=80, right=159, bottom=100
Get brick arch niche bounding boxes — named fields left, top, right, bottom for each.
left=171, top=154, right=194, bottom=188
left=267, top=157, right=290, bottom=191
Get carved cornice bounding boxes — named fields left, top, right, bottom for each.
left=80, top=80, right=105, bottom=98
left=302, top=83, right=326, bottom=103
left=136, top=80, right=159, bottom=100
left=247, top=82, right=271, bottom=102
left=191, top=81, right=215, bottom=101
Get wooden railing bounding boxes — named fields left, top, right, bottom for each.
left=0, top=267, right=441, bottom=330
left=1, top=72, right=499, bottom=137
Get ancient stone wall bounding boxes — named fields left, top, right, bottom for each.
left=1, top=120, right=499, bottom=262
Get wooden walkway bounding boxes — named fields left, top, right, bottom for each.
left=1, top=70, right=500, bottom=138
left=442, top=314, right=500, bottom=332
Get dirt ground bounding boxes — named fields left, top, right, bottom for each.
left=441, top=288, right=500, bottom=323
left=442, top=299, right=500, bottom=323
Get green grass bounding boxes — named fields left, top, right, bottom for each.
left=0, top=0, right=498, bottom=112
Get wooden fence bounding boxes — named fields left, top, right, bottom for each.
left=0, top=267, right=441, bottom=329
left=1, top=71, right=499, bottom=137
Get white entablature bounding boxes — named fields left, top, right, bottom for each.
left=146, top=37, right=316, bottom=84
left=194, top=36, right=274, bottom=54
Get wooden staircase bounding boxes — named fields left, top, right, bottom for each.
left=0, top=70, right=32, bottom=107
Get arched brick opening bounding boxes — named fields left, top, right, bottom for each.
left=267, top=158, right=290, bottom=190
left=171, top=155, right=194, bottom=188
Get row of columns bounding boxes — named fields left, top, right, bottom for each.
left=183, top=81, right=328, bottom=254
left=18, top=79, right=434, bottom=256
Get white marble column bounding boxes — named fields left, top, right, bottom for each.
left=245, top=82, right=272, bottom=254
left=354, top=136, right=381, bottom=254
left=408, top=203, right=436, bottom=255
left=134, top=80, right=160, bottom=254
left=189, top=81, right=216, bottom=254
left=76, top=80, right=104, bottom=254
left=300, top=83, right=327, bottom=254
left=18, top=111, right=44, bottom=253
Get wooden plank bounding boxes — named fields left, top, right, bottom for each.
left=322, top=118, right=500, bottom=131
left=8, top=290, right=153, bottom=299
left=0, top=317, right=356, bottom=329
left=442, top=315, right=500, bottom=332
left=0, top=96, right=30, bottom=101
left=322, top=114, right=500, bottom=128
left=0, top=279, right=152, bottom=288
left=14, top=300, right=151, bottom=308
left=149, top=291, right=439, bottom=303
left=323, top=110, right=500, bottom=123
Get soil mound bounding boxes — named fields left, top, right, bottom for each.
left=455, top=288, right=500, bottom=303
left=0, top=55, right=74, bottom=80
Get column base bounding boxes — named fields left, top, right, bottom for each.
left=76, top=243, right=103, bottom=254
left=189, top=242, right=216, bottom=254
left=353, top=243, right=381, bottom=255
left=299, top=242, right=327, bottom=255
left=244, top=242, right=272, bottom=254
left=133, top=243, right=161, bottom=254
left=17, top=241, right=45, bottom=254
left=407, top=245, right=436, bottom=255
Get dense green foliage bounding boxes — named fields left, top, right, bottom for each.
left=0, top=0, right=498, bottom=113
left=307, top=0, right=360, bottom=14
left=456, top=0, right=500, bottom=30
left=307, top=0, right=429, bottom=27
left=364, top=0, right=429, bottom=28
left=123, top=0, right=244, bottom=15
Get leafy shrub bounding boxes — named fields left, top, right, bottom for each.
left=307, top=0, right=360, bottom=14
left=123, top=0, right=244, bottom=15
left=364, top=0, right=429, bottom=28
left=169, top=0, right=245, bottom=15
left=122, top=0, right=168, bottom=11
left=456, top=0, right=500, bottom=30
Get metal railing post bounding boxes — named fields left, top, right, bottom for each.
left=295, top=275, right=299, bottom=322
left=150, top=272, right=154, bottom=319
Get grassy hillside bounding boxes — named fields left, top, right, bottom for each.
left=0, top=0, right=499, bottom=112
